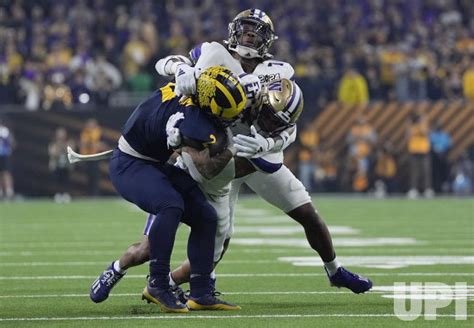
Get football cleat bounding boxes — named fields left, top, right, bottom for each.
left=170, top=284, right=188, bottom=305
left=90, top=262, right=125, bottom=303
left=187, top=294, right=241, bottom=311
left=142, top=285, right=189, bottom=313
left=326, top=267, right=373, bottom=294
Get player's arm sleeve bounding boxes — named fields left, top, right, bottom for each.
left=269, top=125, right=297, bottom=152
left=155, top=55, right=192, bottom=76
left=179, top=111, right=236, bottom=180
left=193, top=42, right=245, bottom=76
left=249, top=157, right=282, bottom=173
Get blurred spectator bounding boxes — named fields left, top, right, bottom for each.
left=18, top=60, right=43, bottom=111
left=451, top=152, right=473, bottom=195
left=407, top=49, right=429, bottom=101
left=346, top=115, right=377, bottom=192
left=128, top=66, right=153, bottom=93
left=297, top=126, right=319, bottom=192
left=42, top=72, right=73, bottom=110
left=48, top=127, right=74, bottom=203
left=337, top=68, right=369, bottom=106
left=45, top=40, right=72, bottom=77
left=0, top=118, right=15, bottom=200
left=314, top=143, right=338, bottom=192
left=379, top=46, right=405, bottom=100
left=429, top=121, right=452, bottom=193
left=70, top=69, right=93, bottom=105
left=406, top=111, right=433, bottom=199
left=366, top=66, right=383, bottom=101
left=122, top=30, right=151, bottom=79
left=85, top=53, right=122, bottom=105
left=462, top=61, right=474, bottom=101
left=80, top=119, right=103, bottom=196
left=374, top=143, right=398, bottom=197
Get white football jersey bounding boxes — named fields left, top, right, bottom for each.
left=194, top=42, right=294, bottom=87
left=169, top=41, right=297, bottom=172
left=253, top=60, right=294, bottom=85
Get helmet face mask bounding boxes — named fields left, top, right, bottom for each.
left=227, top=9, right=278, bottom=59
left=256, top=79, right=304, bottom=136
left=257, top=104, right=292, bottom=136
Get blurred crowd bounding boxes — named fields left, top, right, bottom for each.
left=1, top=0, right=474, bottom=112
left=296, top=111, right=474, bottom=197
left=47, top=118, right=106, bottom=202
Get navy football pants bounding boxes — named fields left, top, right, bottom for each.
left=109, top=149, right=217, bottom=296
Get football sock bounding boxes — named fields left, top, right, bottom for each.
left=148, top=207, right=183, bottom=289
left=324, top=258, right=341, bottom=276
left=169, top=272, right=178, bottom=287
left=113, top=260, right=126, bottom=274
left=187, top=206, right=217, bottom=298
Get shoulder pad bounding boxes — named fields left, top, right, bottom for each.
left=190, top=42, right=226, bottom=64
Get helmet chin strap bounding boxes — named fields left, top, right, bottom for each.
left=233, top=45, right=261, bottom=59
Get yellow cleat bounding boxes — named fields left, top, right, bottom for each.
left=142, top=286, right=189, bottom=313
left=186, top=295, right=241, bottom=311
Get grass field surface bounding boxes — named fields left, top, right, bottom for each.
left=0, top=197, right=473, bottom=327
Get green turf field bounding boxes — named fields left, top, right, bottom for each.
left=0, top=197, right=473, bottom=327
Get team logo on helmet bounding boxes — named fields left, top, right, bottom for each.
left=196, top=66, right=247, bottom=121
left=257, top=79, right=304, bottom=135
left=226, top=8, right=278, bottom=59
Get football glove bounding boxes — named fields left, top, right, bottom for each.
left=233, top=125, right=275, bottom=158
left=174, top=63, right=196, bottom=96
left=155, top=55, right=192, bottom=76
left=166, top=112, right=185, bottom=148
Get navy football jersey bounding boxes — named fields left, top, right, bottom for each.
left=122, top=83, right=226, bottom=162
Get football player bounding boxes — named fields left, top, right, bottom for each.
left=93, top=66, right=245, bottom=312
left=157, top=8, right=373, bottom=294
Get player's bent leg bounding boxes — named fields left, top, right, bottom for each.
left=287, top=203, right=335, bottom=262
left=90, top=233, right=151, bottom=303
left=288, top=204, right=372, bottom=293
left=246, top=167, right=372, bottom=294
left=171, top=260, right=191, bottom=285
left=119, top=236, right=150, bottom=270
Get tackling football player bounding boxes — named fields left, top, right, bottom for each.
left=157, top=9, right=373, bottom=295
left=93, top=67, right=245, bottom=312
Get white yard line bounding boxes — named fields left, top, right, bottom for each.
left=0, top=260, right=277, bottom=267
left=279, top=255, right=474, bottom=269
left=0, top=314, right=472, bottom=322
left=0, top=272, right=473, bottom=280
left=0, top=291, right=353, bottom=299
left=5, top=288, right=473, bottom=299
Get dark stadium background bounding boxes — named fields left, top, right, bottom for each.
left=0, top=0, right=473, bottom=198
